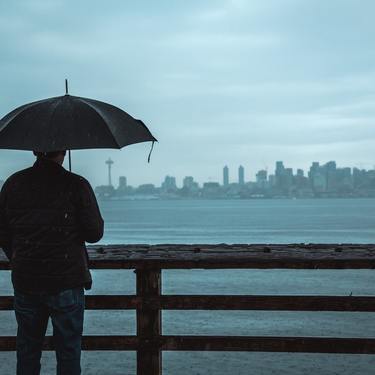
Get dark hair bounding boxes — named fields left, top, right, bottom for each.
left=33, top=150, right=66, bottom=159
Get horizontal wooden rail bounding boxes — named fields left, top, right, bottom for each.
left=85, top=259, right=375, bottom=269
left=2, top=244, right=375, bottom=270
left=160, top=336, right=375, bottom=354
left=0, top=336, right=138, bottom=351
left=1, top=335, right=375, bottom=354
left=2, top=295, right=375, bottom=311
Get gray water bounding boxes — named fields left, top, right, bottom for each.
left=1, top=199, right=375, bottom=374
left=98, top=198, right=375, bottom=244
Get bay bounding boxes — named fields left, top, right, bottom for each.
left=98, top=198, right=375, bottom=244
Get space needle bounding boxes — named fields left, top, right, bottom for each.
left=105, top=158, right=114, bottom=186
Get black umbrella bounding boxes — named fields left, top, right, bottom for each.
left=0, top=80, right=157, bottom=170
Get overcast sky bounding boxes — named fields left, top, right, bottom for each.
left=0, top=0, right=374, bottom=187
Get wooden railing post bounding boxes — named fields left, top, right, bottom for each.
left=136, top=268, right=162, bottom=375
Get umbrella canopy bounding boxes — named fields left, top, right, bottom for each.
left=0, top=93, right=157, bottom=152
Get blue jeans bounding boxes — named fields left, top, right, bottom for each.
left=14, top=287, right=85, bottom=375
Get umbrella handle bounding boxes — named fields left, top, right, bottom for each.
left=68, top=150, right=72, bottom=171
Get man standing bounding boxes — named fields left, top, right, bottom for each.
left=0, top=150, right=104, bottom=375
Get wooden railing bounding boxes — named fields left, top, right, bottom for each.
left=1, top=244, right=375, bottom=375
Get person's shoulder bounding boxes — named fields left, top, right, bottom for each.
left=63, top=172, right=96, bottom=205
left=0, top=167, right=34, bottom=196
left=2, top=167, right=34, bottom=187
left=64, top=170, right=92, bottom=188
left=8, top=167, right=34, bottom=180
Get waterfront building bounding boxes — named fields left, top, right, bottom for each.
left=268, top=174, right=276, bottom=187
left=137, top=184, right=157, bottom=195
left=119, top=176, right=127, bottom=189
left=161, top=175, right=177, bottom=192
left=325, top=161, right=337, bottom=192
left=284, top=168, right=293, bottom=190
left=308, top=162, right=320, bottom=182
left=202, top=182, right=222, bottom=198
left=312, top=172, right=327, bottom=193
left=238, top=165, right=245, bottom=185
left=223, top=166, right=229, bottom=186
left=294, top=169, right=309, bottom=190
left=275, top=161, right=284, bottom=174
left=256, top=170, right=267, bottom=189
left=335, top=167, right=353, bottom=193
left=274, top=161, right=294, bottom=194
left=275, top=161, right=285, bottom=189
left=182, top=176, right=199, bottom=197
left=94, top=184, right=115, bottom=199
left=116, top=176, right=129, bottom=196
left=308, top=162, right=325, bottom=194
left=353, top=168, right=366, bottom=189
left=183, top=176, right=195, bottom=189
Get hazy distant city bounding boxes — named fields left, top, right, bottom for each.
left=94, top=159, right=375, bottom=200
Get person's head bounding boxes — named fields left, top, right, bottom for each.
left=33, top=150, right=66, bottom=165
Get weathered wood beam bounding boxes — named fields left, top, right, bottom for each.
left=136, top=269, right=162, bottom=375
left=1, top=244, right=375, bottom=270
left=2, top=295, right=375, bottom=311
left=160, top=336, right=375, bottom=354
left=157, top=295, right=375, bottom=311
left=0, top=336, right=138, bottom=351
left=1, top=335, right=374, bottom=354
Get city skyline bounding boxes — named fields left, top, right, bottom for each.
left=100, top=159, right=375, bottom=189
left=94, top=157, right=375, bottom=199
left=1, top=155, right=374, bottom=190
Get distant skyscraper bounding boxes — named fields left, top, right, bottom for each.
left=275, top=161, right=285, bottom=189
left=309, top=162, right=320, bottom=181
left=119, top=176, right=127, bottom=189
left=325, top=161, right=337, bottom=191
left=284, top=168, right=293, bottom=189
left=238, top=165, right=245, bottom=185
left=275, top=161, right=284, bottom=175
left=183, top=176, right=199, bottom=195
left=256, top=170, right=267, bottom=189
left=223, top=166, right=229, bottom=186
left=105, top=158, right=114, bottom=186
left=161, top=175, right=177, bottom=192
left=183, top=176, right=195, bottom=189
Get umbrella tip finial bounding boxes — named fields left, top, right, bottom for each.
left=65, top=79, right=68, bottom=95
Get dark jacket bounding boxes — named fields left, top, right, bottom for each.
left=0, top=157, right=104, bottom=294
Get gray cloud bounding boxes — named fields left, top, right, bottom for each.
left=0, top=0, right=374, bottom=186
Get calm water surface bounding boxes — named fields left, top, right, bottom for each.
left=98, top=198, right=375, bottom=244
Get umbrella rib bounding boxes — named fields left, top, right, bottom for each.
left=47, top=100, right=64, bottom=151
left=76, top=98, right=121, bottom=149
